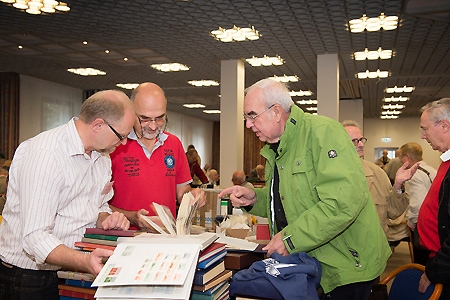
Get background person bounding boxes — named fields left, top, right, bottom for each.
left=219, top=78, right=390, bottom=300
left=232, top=170, right=254, bottom=189
left=0, top=90, right=135, bottom=299
left=375, top=149, right=391, bottom=169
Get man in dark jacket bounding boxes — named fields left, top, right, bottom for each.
left=417, top=98, right=450, bottom=299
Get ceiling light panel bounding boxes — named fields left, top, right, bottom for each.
left=297, top=100, right=318, bottom=105
left=290, top=90, right=313, bottom=97
left=67, top=67, right=105, bottom=76
left=357, top=69, right=389, bottom=79
left=269, top=74, right=299, bottom=82
left=349, top=13, right=398, bottom=33
left=188, top=80, right=219, bottom=87
left=211, top=26, right=260, bottom=42
left=386, top=86, right=415, bottom=93
left=116, top=83, right=139, bottom=90
left=151, top=63, right=189, bottom=72
left=354, top=47, right=393, bottom=60
left=203, top=110, right=221, bottom=114
left=383, top=96, right=409, bottom=102
left=246, top=55, right=284, bottom=67
left=183, top=104, right=205, bottom=108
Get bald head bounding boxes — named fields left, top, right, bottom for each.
left=209, top=169, right=219, bottom=182
left=232, top=170, right=246, bottom=186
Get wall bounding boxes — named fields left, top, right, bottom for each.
left=364, top=118, right=441, bottom=170
left=18, top=75, right=213, bottom=166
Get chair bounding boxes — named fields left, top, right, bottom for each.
left=389, top=220, right=414, bottom=263
left=380, top=263, right=443, bottom=300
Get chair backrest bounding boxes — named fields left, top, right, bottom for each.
left=382, top=264, right=443, bottom=300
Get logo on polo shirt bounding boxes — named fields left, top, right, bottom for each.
left=164, top=155, right=175, bottom=169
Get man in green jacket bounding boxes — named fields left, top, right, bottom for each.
left=219, top=78, right=391, bottom=299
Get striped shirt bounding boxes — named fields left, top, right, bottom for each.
left=0, top=118, right=113, bottom=270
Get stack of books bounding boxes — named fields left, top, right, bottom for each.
left=191, top=242, right=231, bottom=300
left=74, top=228, right=142, bottom=252
left=57, top=270, right=96, bottom=300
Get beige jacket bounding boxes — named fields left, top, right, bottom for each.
left=361, top=159, right=409, bottom=235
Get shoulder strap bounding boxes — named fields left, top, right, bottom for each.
left=418, top=165, right=432, bottom=183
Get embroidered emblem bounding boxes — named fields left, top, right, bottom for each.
left=328, top=150, right=337, bottom=158
left=164, top=155, right=175, bottom=169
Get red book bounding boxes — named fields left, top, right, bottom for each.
left=58, top=284, right=96, bottom=299
left=74, top=241, right=115, bottom=251
left=199, top=242, right=226, bottom=262
left=84, top=227, right=141, bottom=237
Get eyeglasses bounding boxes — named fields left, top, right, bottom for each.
left=137, top=114, right=166, bottom=125
left=243, top=104, right=275, bottom=121
left=104, top=120, right=127, bottom=141
left=351, top=137, right=367, bottom=146
left=421, top=119, right=441, bottom=133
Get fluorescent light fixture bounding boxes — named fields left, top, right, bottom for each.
left=349, top=13, right=398, bottom=33
left=183, top=104, right=206, bottom=109
left=246, top=55, right=284, bottom=67
left=383, top=96, right=409, bottom=102
left=306, top=107, right=317, bottom=111
left=67, top=68, right=106, bottom=76
left=203, top=110, right=221, bottom=114
left=381, top=110, right=402, bottom=115
left=151, top=63, right=189, bottom=72
left=269, top=74, right=299, bottom=82
left=188, top=80, right=219, bottom=87
left=383, top=104, right=404, bottom=110
left=386, top=86, right=415, bottom=93
left=211, top=25, right=260, bottom=42
left=3, top=0, right=70, bottom=14
left=116, top=83, right=139, bottom=90
left=380, top=115, right=399, bottom=119
left=357, top=69, right=389, bottom=79
left=290, top=90, right=313, bottom=97
left=297, top=100, right=318, bottom=105
left=354, top=47, right=393, bottom=60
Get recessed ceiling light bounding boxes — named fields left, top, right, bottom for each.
left=357, top=69, right=389, bottom=79
left=105, top=50, right=110, bottom=54
left=203, top=110, right=221, bottom=114
left=67, top=68, right=106, bottom=76
left=383, top=96, right=409, bottom=102
left=151, top=63, right=189, bottom=72
left=269, top=75, right=299, bottom=82
left=349, top=13, right=398, bottom=33
left=246, top=55, right=284, bottom=66
left=83, top=41, right=88, bottom=45
left=386, top=86, right=415, bottom=93
left=383, top=104, right=404, bottom=110
left=381, top=110, right=402, bottom=115
left=354, top=47, right=392, bottom=60
left=116, top=83, right=139, bottom=90
left=306, top=107, right=317, bottom=111
left=188, top=80, right=219, bottom=87
left=290, top=90, right=313, bottom=97
left=211, top=25, right=260, bottom=42
left=183, top=104, right=206, bottom=109
left=297, top=100, right=318, bottom=105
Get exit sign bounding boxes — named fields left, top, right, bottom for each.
left=381, top=137, right=392, bottom=143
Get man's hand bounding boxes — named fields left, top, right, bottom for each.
left=418, top=272, right=431, bottom=293
left=262, top=232, right=289, bottom=257
left=218, top=186, right=257, bottom=208
left=393, top=161, right=420, bottom=190
left=86, top=248, right=114, bottom=275
left=100, top=211, right=130, bottom=230
left=191, top=188, right=207, bottom=208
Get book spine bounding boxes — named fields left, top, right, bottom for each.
left=65, top=279, right=93, bottom=288
left=84, top=228, right=137, bottom=237
left=59, top=289, right=95, bottom=299
left=84, top=234, right=119, bottom=241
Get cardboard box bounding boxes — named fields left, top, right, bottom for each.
left=218, top=228, right=249, bottom=239
left=225, top=252, right=265, bottom=270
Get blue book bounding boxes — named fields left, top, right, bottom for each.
left=65, top=279, right=93, bottom=288
left=194, top=260, right=225, bottom=285
left=197, top=250, right=227, bottom=269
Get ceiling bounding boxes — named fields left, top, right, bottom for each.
left=0, top=0, right=449, bottom=122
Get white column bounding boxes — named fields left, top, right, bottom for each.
left=220, top=59, right=245, bottom=189
left=317, top=53, right=339, bottom=120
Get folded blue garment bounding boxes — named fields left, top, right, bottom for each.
left=230, top=252, right=322, bottom=300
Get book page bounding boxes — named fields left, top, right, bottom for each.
left=176, top=192, right=199, bottom=235
left=151, top=203, right=176, bottom=235
left=92, top=241, right=200, bottom=287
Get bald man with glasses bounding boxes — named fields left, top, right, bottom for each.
left=109, top=82, right=206, bottom=232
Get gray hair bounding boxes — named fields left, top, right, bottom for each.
left=341, top=120, right=361, bottom=129
left=245, top=78, right=294, bottom=112
left=421, top=98, right=450, bottom=123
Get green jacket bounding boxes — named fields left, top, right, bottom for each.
left=251, top=106, right=391, bottom=293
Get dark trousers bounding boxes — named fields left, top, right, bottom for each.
left=321, top=279, right=376, bottom=300
left=0, top=259, right=62, bottom=300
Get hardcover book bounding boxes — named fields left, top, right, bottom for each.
left=193, top=260, right=225, bottom=285
left=192, top=270, right=232, bottom=293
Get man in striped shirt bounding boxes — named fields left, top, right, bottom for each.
left=0, top=90, right=136, bottom=300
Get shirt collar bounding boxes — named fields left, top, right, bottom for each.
left=68, top=117, right=101, bottom=161
left=440, top=150, right=450, bottom=162
left=128, top=128, right=168, bottom=158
